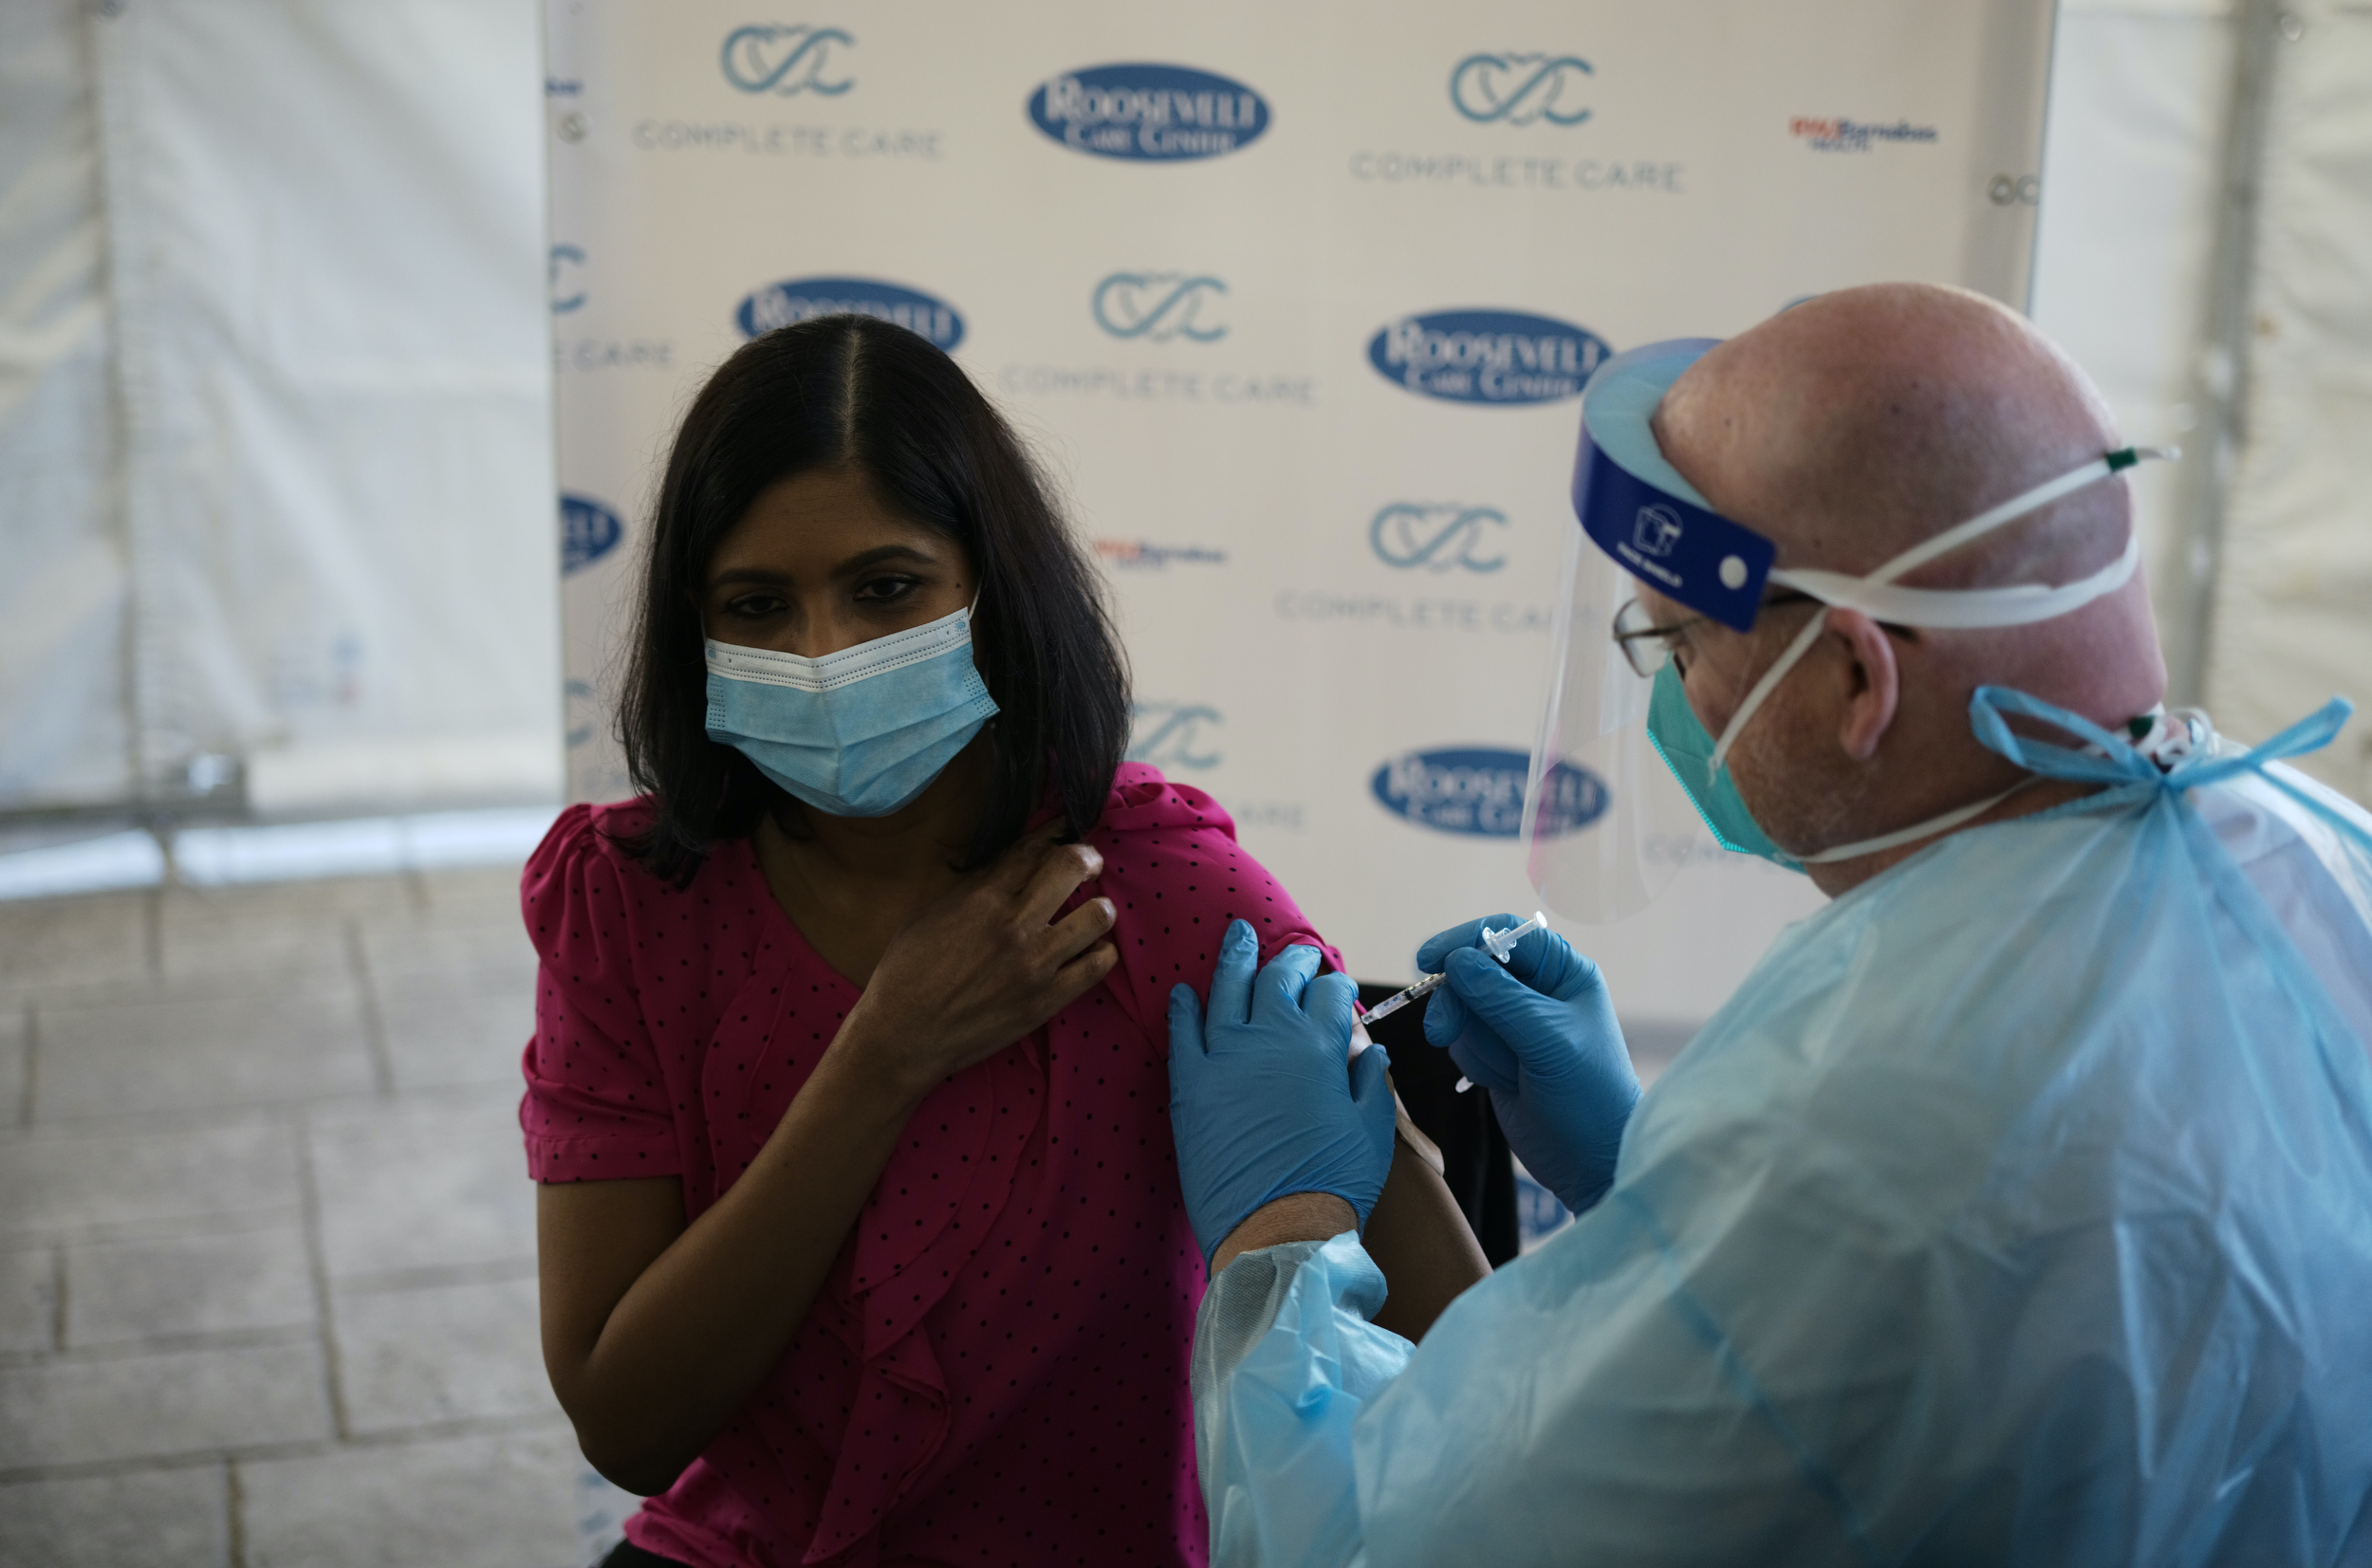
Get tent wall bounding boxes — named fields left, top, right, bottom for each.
left=2207, top=0, right=2372, bottom=804
left=2035, top=0, right=2372, bottom=807
left=0, top=0, right=559, bottom=819
left=0, top=7, right=129, bottom=809
left=2, top=0, right=2360, bottom=844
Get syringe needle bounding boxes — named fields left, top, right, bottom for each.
left=1367, top=913, right=1552, bottom=1091
left=1358, top=970, right=1446, bottom=1025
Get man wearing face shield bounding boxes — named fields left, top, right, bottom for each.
left=1166, top=284, right=2372, bottom=1565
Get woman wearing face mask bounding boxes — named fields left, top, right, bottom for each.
left=522, top=315, right=1396, bottom=1568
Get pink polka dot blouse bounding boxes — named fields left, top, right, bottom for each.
left=518, top=765, right=1340, bottom=1568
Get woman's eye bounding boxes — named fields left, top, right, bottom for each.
left=854, top=576, right=920, bottom=604
left=725, top=594, right=785, bottom=619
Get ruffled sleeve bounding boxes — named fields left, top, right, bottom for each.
left=516, top=802, right=686, bottom=1183
left=1088, top=764, right=1346, bottom=1037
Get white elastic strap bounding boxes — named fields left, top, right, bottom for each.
left=1708, top=607, right=1829, bottom=769
left=1771, top=532, right=2141, bottom=630
left=1794, top=781, right=2031, bottom=864
left=1863, top=454, right=2139, bottom=585
left=1704, top=449, right=2170, bottom=770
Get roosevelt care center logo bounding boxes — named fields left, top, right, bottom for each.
left=733, top=277, right=966, bottom=349
left=1029, top=64, right=1270, bottom=161
left=1372, top=748, right=1607, bottom=838
left=1369, top=310, right=1610, bottom=405
left=560, top=494, right=623, bottom=574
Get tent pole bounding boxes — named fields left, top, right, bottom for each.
left=2168, top=0, right=2287, bottom=708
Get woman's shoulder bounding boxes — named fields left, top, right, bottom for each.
left=1091, top=762, right=1240, bottom=851
left=1085, top=765, right=1339, bottom=1004
left=520, top=797, right=726, bottom=962
left=524, top=797, right=660, bottom=893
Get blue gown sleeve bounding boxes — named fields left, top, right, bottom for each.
left=1190, top=1233, right=1414, bottom=1568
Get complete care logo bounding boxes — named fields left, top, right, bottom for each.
left=1030, top=64, right=1270, bottom=161
left=1450, top=53, right=1593, bottom=125
left=1372, top=747, right=1608, bottom=838
left=1370, top=504, right=1507, bottom=573
left=1127, top=701, right=1223, bottom=770
left=1369, top=309, right=1610, bottom=405
left=721, top=25, right=853, bottom=96
left=1093, top=273, right=1228, bottom=341
left=734, top=276, right=965, bottom=349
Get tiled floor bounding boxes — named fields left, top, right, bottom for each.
left=0, top=867, right=636, bottom=1568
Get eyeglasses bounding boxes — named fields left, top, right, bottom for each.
left=1610, top=591, right=1818, bottom=679
left=1610, top=598, right=1699, bottom=678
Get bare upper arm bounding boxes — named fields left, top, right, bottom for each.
left=536, top=1176, right=687, bottom=1389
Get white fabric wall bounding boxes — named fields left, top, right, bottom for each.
left=2208, top=0, right=2372, bottom=803
left=0, top=7, right=127, bottom=808
left=0, top=0, right=559, bottom=817
left=2032, top=0, right=2230, bottom=647
left=2034, top=0, right=2372, bottom=806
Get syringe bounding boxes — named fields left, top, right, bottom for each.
left=1358, top=912, right=1548, bottom=1027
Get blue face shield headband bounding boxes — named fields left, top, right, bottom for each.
left=705, top=600, right=1000, bottom=819
left=1558, top=338, right=2174, bottom=872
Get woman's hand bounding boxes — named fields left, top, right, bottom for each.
left=544, top=826, right=1116, bottom=1494
left=842, top=827, right=1119, bottom=1101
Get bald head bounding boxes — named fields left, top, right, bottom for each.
left=1642, top=283, right=2167, bottom=891
left=1657, top=284, right=2127, bottom=586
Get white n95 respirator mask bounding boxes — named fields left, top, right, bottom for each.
left=704, top=602, right=1000, bottom=819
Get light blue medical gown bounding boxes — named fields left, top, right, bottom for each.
left=1193, top=703, right=2372, bottom=1567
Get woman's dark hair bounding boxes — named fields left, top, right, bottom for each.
left=618, top=315, right=1129, bottom=885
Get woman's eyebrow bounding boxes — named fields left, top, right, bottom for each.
left=832, top=544, right=939, bottom=578
left=708, top=565, right=792, bottom=589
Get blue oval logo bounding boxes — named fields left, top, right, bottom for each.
left=560, top=493, right=623, bottom=575
left=1367, top=309, right=1610, bottom=405
left=1371, top=747, right=1607, bottom=838
left=1029, top=64, right=1270, bottom=161
left=734, top=276, right=965, bottom=350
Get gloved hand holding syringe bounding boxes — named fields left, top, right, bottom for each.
left=1358, top=913, right=1547, bottom=1091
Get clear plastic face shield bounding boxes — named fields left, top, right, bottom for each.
left=1519, top=337, right=2173, bottom=923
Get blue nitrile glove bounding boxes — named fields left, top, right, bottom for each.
left=1417, top=914, right=1640, bottom=1215
left=1168, top=920, right=1397, bottom=1269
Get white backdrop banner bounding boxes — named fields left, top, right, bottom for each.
left=547, top=0, right=2056, bottom=1015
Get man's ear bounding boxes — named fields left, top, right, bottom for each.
left=1826, top=609, right=1899, bottom=762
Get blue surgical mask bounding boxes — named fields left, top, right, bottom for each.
left=704, top=602, right=999, bottom=818
left=1643, top=662, right=1802, bottom=869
